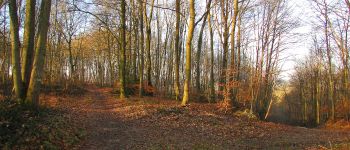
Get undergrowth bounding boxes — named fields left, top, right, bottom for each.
left=0, top=99, right=85, bottom=149
left=41, top=84, right=87, bottom=96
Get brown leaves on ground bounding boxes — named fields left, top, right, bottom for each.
left=42, top=86, right=350, bottom=149
left=325, top=119, right=350, bottom=131
left=0, top=99, right=85, bottom=149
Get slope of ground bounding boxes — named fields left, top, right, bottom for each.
left=42, top=87, right=350, bottom=149
left=0, top=98, right=85, bottom=149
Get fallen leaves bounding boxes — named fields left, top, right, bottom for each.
left=4, top=86, right=349, bottom=149
left=0, top=99, right=85, bottom=149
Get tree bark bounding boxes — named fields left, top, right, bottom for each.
left=26, top=0, right=52, bottom=105
left=119, top=0, right=127, bottom=99
left=181, top=0, right=195, bottom=106
left=21, top=0, right=36, bottom=99
left=208, top=9, right=215, bottom=102
left=195, top=0, right=211, bottom=95
left=138, top=0, right=145, bottom=97
left=144, top=0, right=155, bottom=87
left=9, top=0, right=24, bottom=101
left=174, top=0, right=181, bottom=101
left=228, top=0, right=239, bottom=105
left=219, top=0, right=229, bottom=99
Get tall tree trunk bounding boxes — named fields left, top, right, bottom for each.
left=119, top=0, right=127, bottom=99
left=235, top=15, right=242, bottom=103
left=1, top=7, right=7, bottom=85
left=127, top=9, right=133, bottom=80
left=315, top=58, right=321, bottom=125
left=323, top=2, right=335, bottom=121
left=107, top=30, right=114, bottom=85
left=300, top=79, right=308, bottom=124
left=181, top=0, right=195, bottom=106
left=9, top=0, right=24, bottom=101
left=155, top=3, right=161, bottom=89
left=138, top=0, right=145, bottom=97
left=195, top=0, right=211, bottom=95
left=174, top=0, right=181, bottom=101
left=220, top=0, right=229, bottom=100
left=144, top=0, right=155, bottom=87
left=26, top=0, right=52, bottom=105
left=132, top=1, right=138, bottom=83
left=68, top=40, right=75, bottom=80
left=229, top=0, right=239, bottom=106
left=21, top=0, right=36, bottom=99
left=208, top=9, right=215, bottom=102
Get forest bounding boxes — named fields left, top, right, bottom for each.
left=0, top=0, right=350, bottom=149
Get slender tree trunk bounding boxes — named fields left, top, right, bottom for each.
left=144, top=0, right=155, bottom=87
left=161, top=23, right=170, bottom=94
left=127, top=9, right=133, bottom=80
left=119, top=0, right=127, bottom=99
left=315, top=64, right=321, bottom=125
left=235, top=15, right=242, bottom=102
left=67, top=39, right=76, bottom=80
left=323, top=4, right=335, bottom=120
left=181, top=0, right=195, bottom=106
left=155, top=3, right=161, bottom=89
left=26, top=0, right=52, bottom=105
left=228, top=0, right=239, bottom=105
left=195, top=0, right=211, bottom=95
left=21, top=0, right=36, bottom=99
left=107, top=30, right=114, bottom=85
left=132, top=2, right=138, bottom=83
left=9, top=0, right=24, bottom=101
left=139, top=0, right=145, bottom=97
left=1, top=7, right=7, bottom=87
left=208, top=9, right=215, bottom=102
left=300, top=80, right=308, bottom=124
left=344, top=65, right=349, bottom=119
left=220, top=0, right=229, bottom=100
left=174, top=0, right=181, bottom=101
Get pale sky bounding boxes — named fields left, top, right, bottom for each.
left=195, top=0, right=315, bottom=81
left=279, top=0, right=314, bottom=80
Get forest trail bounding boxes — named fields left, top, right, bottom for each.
left=53, top=87, right=350, bottom=149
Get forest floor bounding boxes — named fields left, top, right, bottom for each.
left=41, top=86, right=350, bottom=150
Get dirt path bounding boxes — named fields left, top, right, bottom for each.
left=56, top=87, right=350, bottom=149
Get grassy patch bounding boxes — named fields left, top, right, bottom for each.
left=0, top=99, right=85, bottom=149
